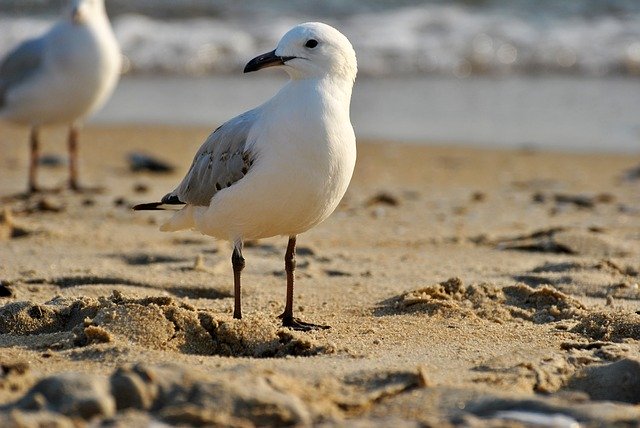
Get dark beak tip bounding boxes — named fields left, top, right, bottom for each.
left=243, top=50, right=286, bottom=73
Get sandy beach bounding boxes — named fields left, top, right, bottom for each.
left=0, top=124, right=639, bottom=426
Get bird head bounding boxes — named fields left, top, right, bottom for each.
left=244, top=22, right=357, bottom=82
left=69, top=0, right=107, bottom=25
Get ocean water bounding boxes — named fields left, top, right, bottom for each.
left=1, top=1, right=639, bottom=152
left=1, top=0, right=640, bottom=77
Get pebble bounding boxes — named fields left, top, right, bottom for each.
left=17, top=373, right=116, bottom=419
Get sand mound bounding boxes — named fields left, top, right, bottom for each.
left=570, top=311, right=640, bottom=341
left=387, top=278, right=585, bottom=323
left=0, top=292, right=333, bottom=358
left=0, top=298, right=98, bottom=336
left=565, top=358, right=640, bottom=404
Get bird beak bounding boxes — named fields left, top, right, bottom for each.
left=71, top=2, right=91, bottom=25
left=244, top=50, right=295, bottom=73
left=71, top=5, right=86, bottom=24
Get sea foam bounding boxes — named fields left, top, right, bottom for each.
left=1, top=3, right=639, bottom=77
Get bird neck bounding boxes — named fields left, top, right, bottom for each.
left=284, top=76, right=353, bottom=110
left=89, top=9, right=112, bottom=29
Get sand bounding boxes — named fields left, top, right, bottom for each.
left=1, top=124, right=640, bottom=427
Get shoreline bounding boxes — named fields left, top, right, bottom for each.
left=91, top=75, right=640, bottom=153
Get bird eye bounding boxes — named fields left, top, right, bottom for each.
left=305, top=39, right=318, bottom=49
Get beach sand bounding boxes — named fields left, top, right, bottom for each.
left=1, top=124, right=639, bottom=426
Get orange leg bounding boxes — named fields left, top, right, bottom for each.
left=68, top=125, right=79, bottom=191
left=28, top=127, right=40, bottom=193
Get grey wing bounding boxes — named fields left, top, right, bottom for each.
left=0, top=37, right=46, bottom=108
left=163, top=110, right=258, bottom=207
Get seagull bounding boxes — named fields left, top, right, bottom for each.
left=134, top=22, right=357, bottom=330
left=0, top=0, right=121, bottom=193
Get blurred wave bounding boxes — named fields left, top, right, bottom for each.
left=1, top=0, right=640, bottom=77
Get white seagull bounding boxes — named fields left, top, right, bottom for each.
left=134, top=22, right=357, bottom=330
left=0, top=0, right=121, bottom=193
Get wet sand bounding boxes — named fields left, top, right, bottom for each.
left=1, top=124, right=640, bottom=426
left=95, top=76, right=640, bottom=152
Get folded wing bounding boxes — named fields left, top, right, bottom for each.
left=135, top=109, right=258, bottom=211
left=0, top=37, right=46, bottom=109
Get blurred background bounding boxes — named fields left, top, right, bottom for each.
left=1, top=0, right=639, bottom=152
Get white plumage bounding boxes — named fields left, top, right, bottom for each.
left=135, top=22, right=357, bottom=330
left=0, top=0, right=120, bottom=192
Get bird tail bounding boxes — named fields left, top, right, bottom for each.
left=160, top=205, right=196, bottom=231
left=133, top=193, right=184, bottom=211
left=133, top=202, right=185, bottom=211
left=133, top=193, right=194, bottom=231
left=133, top=202, right=163, bottom=211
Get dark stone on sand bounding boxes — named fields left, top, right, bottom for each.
left=532, top=192, right=546, bottom=203
left=324, top=269, right=352, bottom=277
left=38, top=154, right=66, bottom=167
left=34, top=197, right=64, bottom=213
left=133, top=183, right=149, bottom=193
left=532, top=192, right=615, bottom=208
left=553, top=193, right=597, bottom=208
left=0, top=283, right=13, bottom=297
left=1, top=361, right=29, bottom=376
left=470, top=191, right=486, bottom=202
left=622, top=164, right=640, bottom=181
left=366, top=192, right=400, bottom=207
left=128, top=152, right=175, bottom=173
left=120, top=252, right=188, bottom=266
left=113, top=197, right=128, bottom=207
left=296, top=246, right=316, bottom=256
left=494, top=228, right=630, bottom=257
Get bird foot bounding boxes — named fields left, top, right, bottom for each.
left=2, top=187, right=60, bottom=202
left=69, top=183, right=105, bottom=194
left=279, top=314, right=330, bottom=331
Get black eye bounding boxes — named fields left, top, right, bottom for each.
left=305, top=39, right=318, bottom=48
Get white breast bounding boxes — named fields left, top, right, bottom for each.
left=191, top=79, right=356, bottom=241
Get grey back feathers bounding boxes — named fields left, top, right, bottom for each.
left=165, top=110, right=258, bottom=206
left=0, top=37, right=45, bottom=108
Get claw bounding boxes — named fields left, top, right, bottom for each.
left=279, top=314, right=330, bottom=331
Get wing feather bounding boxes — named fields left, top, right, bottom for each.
left=165, top=109, right=258, bottom=206
left=0, top=37, right=46, bottom=108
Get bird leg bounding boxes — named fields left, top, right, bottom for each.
left=232, top=243, right=245, bottom=319
left=280, top=235, right=330, bottom=331
left=68, top=125, right=80, bottom=191
left=28, top=127, right=40, bottom=193
left=67, top=125, right=103, bottom=193
left=282, top=235, right=296, bottom=321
